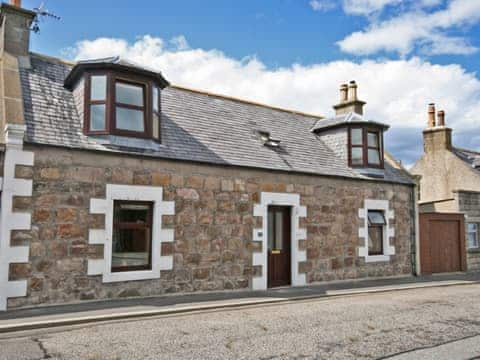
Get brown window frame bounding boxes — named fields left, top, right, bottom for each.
left=151, top=85, right=161, bottom=142
left=111, top=200, right=154, bottom=273
left=348, top=126, right=384, bottom=169
left=84, top=71, right=160, bottom=141
left=84, top=72, right=109, bottom=135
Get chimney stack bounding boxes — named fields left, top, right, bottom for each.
left=437, top=110, right=445, bottom=127
left=339, top=84, right=348, bottom=102
left=0, top=1, right=35, bottom=56
left=333, top=80, right=366, bottom=116
left=428, top=103, right=436, bottom=128
left=348, top=81, right=358, bottom=101
left=423, top=104, right=452, bottom=153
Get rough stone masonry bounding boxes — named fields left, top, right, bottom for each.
left=7, top=145, right=414, bottom=309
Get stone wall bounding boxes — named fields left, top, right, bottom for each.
left=7, top=145, right=414, bottom=309
left=457, top=190, right=480, bottom=271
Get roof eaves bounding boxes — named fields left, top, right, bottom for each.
left=64, top=58, right=170, bottom=90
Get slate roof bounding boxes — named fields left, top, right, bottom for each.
left=311, top=112, right=389, bottom=132
left=453, top=147, right=480, bottom=173
left=19, top=53, right=413, bottom=185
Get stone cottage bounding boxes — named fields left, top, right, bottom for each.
left=0, top=1, right=415, bottom=311
left=411, top=104, right=480, bottom=272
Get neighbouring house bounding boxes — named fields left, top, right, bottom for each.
left=0, top=1, right=416, bottom=311
left=411, top=104, right=480, bottom=272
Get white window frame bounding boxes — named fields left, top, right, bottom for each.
left=88, top=184, right=174, bottom=283
left=358, top=199, right=395, bottom=263
left=467, top=222, right=479, bottom=249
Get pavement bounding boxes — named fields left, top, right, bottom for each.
left=1, top=281, right=480, bottom=359
left=0, top=272, right=479, bottom=334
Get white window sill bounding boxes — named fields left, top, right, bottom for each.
left=364, top=254, right=391, bottom=263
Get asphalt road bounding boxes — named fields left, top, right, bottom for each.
left=1, top=284, right=480, bottom=359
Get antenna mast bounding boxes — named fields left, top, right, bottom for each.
left=31, top=2, right=60, bottom=33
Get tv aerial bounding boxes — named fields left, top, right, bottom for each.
left=31, top=2, right=60, bottom=33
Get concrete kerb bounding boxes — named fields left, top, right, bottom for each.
left=0, top=279, right=476, bottom=334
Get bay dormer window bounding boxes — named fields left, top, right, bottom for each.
left=65, top=57, right=168, bottom=143
left=348, top=126, right=384, bottom=168
left=84, top=73, right=161, bottom=140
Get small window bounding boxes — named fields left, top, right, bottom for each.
left=115, top=81, right=146, bottom=133
left=349, top=127, right=384, bottom=168
left=367, top=131, right=381, bottom=166
left=112, top=201, right=153, bottom=272
left=84, top=72, right=162, bottom=140
left=467, top=223, right=479, bottom=249
left=368, top=210, right=385, bottom=256
left=87, top=75, right=107, bottom=131
left=350, top=128, right=364, bottom=165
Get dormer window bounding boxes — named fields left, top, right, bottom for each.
left=84, top=73, right=160, bottom=140
left=348, top=127, right=384, bottom=168
left=66, top=57, right=169, bottom=142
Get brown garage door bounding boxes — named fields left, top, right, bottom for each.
left=419, top=213, right=466, bottom=274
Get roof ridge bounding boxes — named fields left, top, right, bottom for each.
left=30, top=52, right=76, bottom=66
left=29, top=52, right=325, bottom=120
left=454, top=146, right=480, bottom=156
left=169, top=85, right=325, bottom=120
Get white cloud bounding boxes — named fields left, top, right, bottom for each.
left=309, top=0, right=336, bottom=12
left=342, top=0, right=402, bottom=16
left=70, top=35, right=480, bottom=164
left=338, top=0, right=480, bottom=56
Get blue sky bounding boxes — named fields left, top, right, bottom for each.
left=22, top=0, right=480, bottom=165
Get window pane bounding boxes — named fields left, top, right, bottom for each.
left=116, top=107, right=145, bottom=132
left=116, top=82, right=144, bottom=106
left=368, top=132, right=379, bottom=147
left=112, top=228, right=151, bottom=270
left=368, top=226, right=383, bottom=255
left=351, top=129, right=363, bottom=145
left=90, top=75, right=106, bottom=101
left=152, top=113, right=160, bottom=139
left=90, top=104, right=106, bottom=131
left=368, top=149, right=381, bottom=165
left=268, top=211, right=274, bottom=250
left=467, top=223, right=479, bottom=249
left=153, top=86, right=159, bottom=112
left=115, top=203, right=150, bottom=223
left=351, top=147, right=363, bottom=165
left=368, top=210, right=386, bottom=225
left=275, top=211, right=284, bottom=250
left=112, top=202, right=152, bottom=272
left=467, top=223, right=478, bottom=232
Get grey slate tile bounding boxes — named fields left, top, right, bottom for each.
left=20, top=54, right=413, bottom=185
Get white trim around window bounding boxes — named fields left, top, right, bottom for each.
left=358, top=199, right=395, bottom=263
left=467, top=221, right=480, bottom=249
left=88, top=184, right=175, bottom=283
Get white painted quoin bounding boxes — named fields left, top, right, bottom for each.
left=358, top=199, right=395, bottom=263
left=88, top=184, right=175, bottom=283
left=252, top=192, right=307, bottom=290
left=0, top=124, right=34, bottom=311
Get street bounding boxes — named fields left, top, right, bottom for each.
left=1, top=284, right=480, bottom=359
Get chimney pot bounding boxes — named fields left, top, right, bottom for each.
left=348, top=81, right=358, bottom=101
left=339, top=84, right=348, bottom=102
left=428, top=103, right=436, bottom=128
left=10, top=0, right=21, bottom=7
left=437, top=110, right=445, bottom=127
